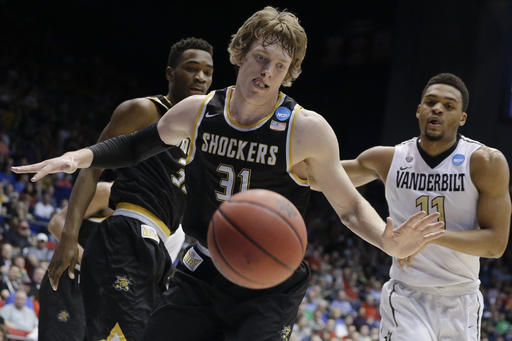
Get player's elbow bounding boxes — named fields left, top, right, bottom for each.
left=488, top=244, right=507, bottom=258
left=486, top=238, right=508, bottom=258
left=47, top=219, right=58, bottom=236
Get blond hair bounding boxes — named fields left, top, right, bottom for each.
left=228, top=6, right=307, bottom=87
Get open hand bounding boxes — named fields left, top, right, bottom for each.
left=381, top=211, right=444, bottom=259
left=47, top=236, right=80, bottom=291
left=11, top=153, right=79, bottom=182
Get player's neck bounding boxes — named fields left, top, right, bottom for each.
left=165, top=93, right=176, bottom=106
left=229, top=88, right=279, bottom=125
left=418, top=135, right=459, bottom=157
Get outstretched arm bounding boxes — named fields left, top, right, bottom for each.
left=11, top=95, right=204, bottom=180
left=22, top=98, right=161, bottom=289
left=431, top=147, right=511, bottom=257
left=293, top=109, right=444, bottom=258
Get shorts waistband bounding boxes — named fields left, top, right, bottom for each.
left=113, top=202, right=171, bottom=241
left=195, top=242, right=211, bottom=257
left=391, top=279, right=480, bottom=296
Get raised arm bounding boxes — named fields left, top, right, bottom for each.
left=431, top=147, right=511, bottom=257
left=292, top=109, right=444, bottom=258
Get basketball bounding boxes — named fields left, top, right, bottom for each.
left=207, top=189, right=307, bottom=289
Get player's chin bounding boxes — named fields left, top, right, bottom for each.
left=189, top=89, right=206, bottom=96
left=424, top=131, right=444, bottom=141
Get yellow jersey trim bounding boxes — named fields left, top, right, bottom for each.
left=288, top=106, right=308, bottom=184
left=115, top=202, right=170, bottom=237
left=147, top=96, right=173, bottom=110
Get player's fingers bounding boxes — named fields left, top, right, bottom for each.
left=423, top=230, right=445, bottom=242
left=31, top=169, right=52, bottom=182
left=416, top=212, right=441, bottom=227
left=67, top=266, right=75, bottom=280
left=48, top=263, right=64, bottom=291
left=68, top=256, right=77, bottom=280
left=420, top=221, right=445, bottom=234
left=11, top=162, right=47, bottom=174
left=403, top=211, right=427, bottom=226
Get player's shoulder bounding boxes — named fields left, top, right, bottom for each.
left=180, top=94, right=210, bottom=107
left=294, top=108, right=330, bottom=132
left=471, top=145, right=508, bottom=168
left=113, top=97, right=161, bottom=120
left=470, top=144, right=509, bottom=188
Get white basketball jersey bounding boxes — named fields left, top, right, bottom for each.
left=385, top=135, right=482, bottom=289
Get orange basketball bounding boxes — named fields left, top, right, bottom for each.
left=207, top=189, right=307, bottom=289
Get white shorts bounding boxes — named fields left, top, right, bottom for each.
left=379, top=279, right=483, bottom=341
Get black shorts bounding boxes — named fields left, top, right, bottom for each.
left=38, top=271, right=86, bottom=341
left=80, top=215, right=172, bottom=341
left=142, top=245, right=310, bottom=341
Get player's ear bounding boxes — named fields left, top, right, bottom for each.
left=165, top=66, right=175, bottom=82
left=231, top=53, right=245, bottom=67
left=416, top=104, right=421, bottom=119
left=459, top=112, right=467, bottom=126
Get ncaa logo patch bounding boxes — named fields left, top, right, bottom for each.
left=452, top=153, right=465, bottom=166
left=274, top=107, right=291, bottom=121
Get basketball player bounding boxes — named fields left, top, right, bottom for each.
left=39, top=182, right=187, bottom=341
left=339, top=73, right=511, bottom=340
left=12, top=7, right=444, bottom=340
left=30, top=37, right=213, bottom=341
left=39, top=181, right=113, bottom=341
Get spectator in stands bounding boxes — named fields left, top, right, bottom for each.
left=12, top=255, right=30, bottom=284
left=20, top=181, right=38, bottom=207
left=4, top=278, right=35, bottom=312
left=0, top=243, right=12, bottom=271
left=33, top=192, right=54, bottom=220
left=0, top=265, right=20, bottom=299
left=0, top=159, right=15, bottom=184
left=13, top=174, right=29, bottom=194
left=0, top=290, right=37, bottom=333
left=26, top=233, right=53, bottom=267
left=4, top=219, right=31, bottom=254
left=28, top=266, right=45, bottom=299
left=330, top=289, right=355, bottom=317
left=292, top=316, right=312, bottom=341
left=360, top=293, right=380, bottom=321
left=3, top=186, right=18, bottom=219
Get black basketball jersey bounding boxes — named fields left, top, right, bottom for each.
left=109, top=95, right=188, bottom=235
left=184, top=87, right=311, bottom=245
